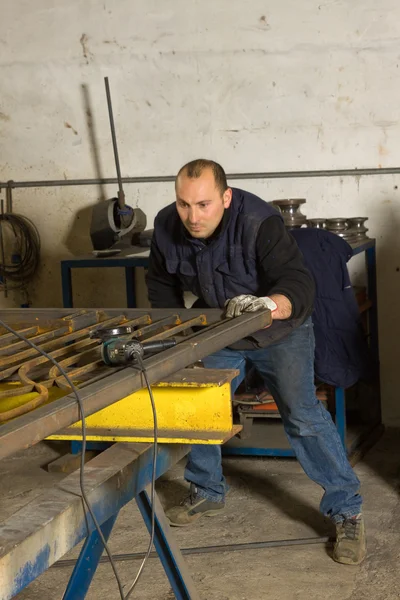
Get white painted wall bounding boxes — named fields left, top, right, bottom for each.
left=1, top=0, right=400, bottom=422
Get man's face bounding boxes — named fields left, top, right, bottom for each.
left=175, top=168, right=232, bottom=239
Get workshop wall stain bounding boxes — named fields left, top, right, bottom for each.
left=379, top=144, right=388, bottom=156
left=79, top=33, right=93, bottom=64
left=64, top=122, right=78, bottom=136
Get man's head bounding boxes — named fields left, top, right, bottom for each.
left=175, top=159, right=232, bottom=239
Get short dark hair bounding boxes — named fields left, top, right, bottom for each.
left=176, top=159, right=228, bottom=196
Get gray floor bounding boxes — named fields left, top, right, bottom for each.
left=1, top=428, right=399, bottom=600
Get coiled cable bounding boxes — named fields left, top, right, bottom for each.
left=0, top=212, right=41, bottom=290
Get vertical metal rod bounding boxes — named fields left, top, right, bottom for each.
left=0, top=200, right=8, bottom=298
left=104, top=77, right=125, bottom=210
left=334, top=387, right=347, bottom=450
left=6, top=183, right=13, bottom=213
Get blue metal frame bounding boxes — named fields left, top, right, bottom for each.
left=334, top=387, right=346, bottom=449
left=63, top=513, right=118, bottom=600
left=223, top=239, right=381, bottom=459
left=222, top=447, right=295, bottom=457
left=136, top=489, right=200, bottom=600
left=61, top=252, right=150, bottom=308
left=70, top=440, right=111, bottom=454
left=62, top=490, right=200, bottom=600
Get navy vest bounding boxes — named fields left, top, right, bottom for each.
left=153, top=188, right=281, bottom=307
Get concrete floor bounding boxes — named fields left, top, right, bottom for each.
left=1, top=428, right=399, bottom=600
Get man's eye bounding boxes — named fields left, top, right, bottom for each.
left=199, top=203, right=208, bottom=208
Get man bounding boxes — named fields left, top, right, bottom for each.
left=146, top=158, right=366, bottom=565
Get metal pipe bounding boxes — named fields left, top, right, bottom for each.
left=0, top=200, right=8, bottom=298
left=1, top=166, right=400, bottom=190
left=5, top=184, right=13, bottom=213
left=104, top=77, right=125, bottom=209
left=52, top=536, right=333, bottom=568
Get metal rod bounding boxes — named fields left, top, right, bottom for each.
left=104, top=77, right=125, bottom=209
left=1, top=166, right=400, bottom=191
left=0, top=200, right=8, bottom=298
left=5, top=184, right=13, bottom=213
left=52, top=536, right=333, bottom=568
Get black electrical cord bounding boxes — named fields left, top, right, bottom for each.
left=124, top=355, right=158, bottom=599
left=0, top=318, right=158, bottom=599
left=0, top=213, right=40, bottom=288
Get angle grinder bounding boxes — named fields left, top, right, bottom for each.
left=91, top=325, right=177, bottom=366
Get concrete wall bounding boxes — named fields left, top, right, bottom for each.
left=1, top=0, right=400, bottom=423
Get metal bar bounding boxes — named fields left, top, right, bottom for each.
left=0, top=326, right=69, bottom=358
left=125, top=266, right=136, bottom=308
left=0, top=326, right=38, bottom=347
left=62, top=513, right=118, bottom=600
left=222, top=447, right=296, bottom=457
left=0, top=200, right=8, bottom=298
left=61, top=263, right=73, bottom=308
left=104, top=77, right=125, bottom=207
left=142, top=315, right=206, bottom=342
left=136, top=488, right=201, bottom=600
left=334, top=387, right=347, bottom=450
left=366, top=245, right=379, bottom=364
left=0, top=307, right=223, bottom=324
left=53, top=536, right=332, bottom=569
left=61, top=255, right=151, bottom=269
left=134, top=314, right=180, bottom=338
left=1, top=166, right=400, bottom=190
left=0, top=442, right=190, bottom=600
left=0, top=310, right=269, bottom=459
left=351, top=239, right=375, bottom=256
left=5, top=185, right=12, bottom=213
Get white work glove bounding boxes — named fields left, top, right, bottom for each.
left=224, top=295, right=278, bottom=318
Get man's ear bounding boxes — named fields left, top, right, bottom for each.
left=223, top=188, right=232, bottom=208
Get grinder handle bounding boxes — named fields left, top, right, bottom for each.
left=141, top=339, right=177, bottom=355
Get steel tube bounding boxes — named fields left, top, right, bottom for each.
left=1, top=166, right=400, bottom=190
left=0, top=310, right=270, bottom=459
left=52, top=536, right=333, bottom=568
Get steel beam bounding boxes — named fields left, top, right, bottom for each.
left=0, top=310, right=270, bottom=459
left=0, top=442, right=190, bottom=600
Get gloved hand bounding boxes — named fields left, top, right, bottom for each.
left=224, top=295, right=278, bottom=318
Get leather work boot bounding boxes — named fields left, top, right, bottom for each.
left=333, top=514, right=366, bottom=565
left=166, top=484, right=225, bottom=527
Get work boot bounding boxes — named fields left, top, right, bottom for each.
left=166, top=484, right=225, bottom=527
left=333, top=514, right=366, bottom=565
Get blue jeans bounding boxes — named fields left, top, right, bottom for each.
left=185, top=318, right=362, bottom=522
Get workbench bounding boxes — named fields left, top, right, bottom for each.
left=61, top=247, right=150, bottom=308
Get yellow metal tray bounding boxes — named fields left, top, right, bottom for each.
left=47, top=368, right=238, bottom=445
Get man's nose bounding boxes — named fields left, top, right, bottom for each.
left=188, top=208, right=199, bottom=223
